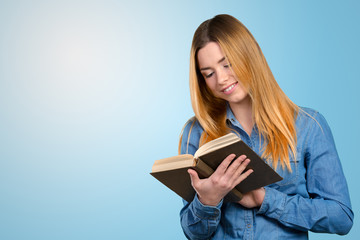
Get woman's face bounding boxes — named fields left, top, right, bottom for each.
left=197, top=42, right=249, bottom=107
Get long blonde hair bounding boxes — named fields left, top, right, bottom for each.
left=181, top=14, right=299, bottom=171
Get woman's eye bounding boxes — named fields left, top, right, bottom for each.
left=205, top=72, right=214, bottom=78
left=224, top=63, right=231, bottom=68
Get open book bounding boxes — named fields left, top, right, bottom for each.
left=150, top=133, right=282, bottom=203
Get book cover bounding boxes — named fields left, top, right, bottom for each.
left=151, top=133, right=283, bottom=203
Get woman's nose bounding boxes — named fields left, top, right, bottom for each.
left=217, top=68, right=229, bottom=84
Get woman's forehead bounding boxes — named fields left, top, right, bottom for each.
left=197, top=42, right=226, bottom=69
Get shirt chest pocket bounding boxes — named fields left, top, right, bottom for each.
left=270, top=149, right=301, bottom=187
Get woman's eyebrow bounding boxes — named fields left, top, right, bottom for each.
left=199, top=57, right=226, bottom=71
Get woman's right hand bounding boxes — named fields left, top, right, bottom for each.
left=188, top=154, right=253, bottom=206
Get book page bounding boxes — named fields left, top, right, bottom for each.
left=194, top=133, right=241, bottom=158
left=152, top=154, right=194, bottom=172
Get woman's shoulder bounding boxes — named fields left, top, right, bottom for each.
left=298, top=107, right=326, bottom=123
left=181, top=116, right=204, bottom=138
left=296, top=106, right=332, bottom=136
left=298, top=106, right=319, bottom=117
left=297, top=106, right=326, bottom=124
left=179, top=117, right=204, bottom=154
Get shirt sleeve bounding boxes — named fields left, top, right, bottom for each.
left=257, top=112, right=354, bottom=235
left=178, top=119, right=223, bottom=239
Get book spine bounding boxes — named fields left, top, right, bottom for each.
left=193, top=158, right=214, bottom=178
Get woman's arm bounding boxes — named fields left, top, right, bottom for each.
left=179, top=119, right=252, bottom=239
left=256, top=112, right=354, bottom=234
left=179, top=119, right=220, bottom=239
left=180, top=195, right=222, bottom=240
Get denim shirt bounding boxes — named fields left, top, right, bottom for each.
left=179, top=107, right=353, bottom=240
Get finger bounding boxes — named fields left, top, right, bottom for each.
left=188, top=169, right=200, bottom=189
left=225, top=155, right=247, bottom=175
left=235, top=157, right=251, bottom=175
left=214, top=154, right=236, bottom=175
left=234, top=168, right=253, bottom=185
left=230, top=158, right=251, bottom=182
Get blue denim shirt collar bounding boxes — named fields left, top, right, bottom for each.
left=226, top=103, right=258, bottom=140
left=226, top=103, right=245, bottom=131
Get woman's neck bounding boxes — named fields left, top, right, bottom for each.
left=229, top=96, right=254, bottom=136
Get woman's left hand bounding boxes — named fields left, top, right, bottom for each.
left=237, top=187, right=265, bottom=208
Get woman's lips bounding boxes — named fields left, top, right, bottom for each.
left=222, top=82, right=238, bottom=95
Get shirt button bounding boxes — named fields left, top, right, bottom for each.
left=247, top=224, right=252, bottom=228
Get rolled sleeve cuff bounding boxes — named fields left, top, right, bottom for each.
left=191, top=194, right=223, bottom=220
left=257, top=187, right=286, bottom=219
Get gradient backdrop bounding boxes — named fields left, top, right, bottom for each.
left=0, top=0, right=359, bottom=239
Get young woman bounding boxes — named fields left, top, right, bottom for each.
left=179, top=14, right=353, bottom=240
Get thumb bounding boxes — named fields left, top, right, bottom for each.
left=188, top=169, right=200, bottom=188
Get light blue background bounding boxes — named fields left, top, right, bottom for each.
left=0, top=0, right=359, bottom=239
